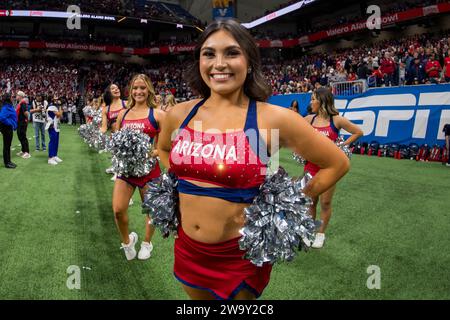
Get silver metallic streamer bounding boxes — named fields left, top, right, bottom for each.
left=78, top=123, right=102, bottom=150
left=91, top=109, right=103, bottom=127
left=335, top=136, right=352, bottom=159
left=83, top=106, right=94, bottom=118
left=91, top=131, right=109, bottom=152
left=142, top=173, right=179, bottom=238
left=107, top=128, right=156, bottom=177
left=239, top=167, right=315, bottom=267
left=78, top=124, right=89, bottom=142
left=292, top=135, right=352, bottom=165
left=292, top=152, right=306, bottom=165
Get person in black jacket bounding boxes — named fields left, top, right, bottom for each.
left=407, top=57, right=425, bottom=85
left=15, top=91, right=31, bottom=159
left=78, top=96, right=86, bottom=125
left=357, top=59, right=371, bottom=80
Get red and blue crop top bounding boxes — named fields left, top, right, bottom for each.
left=169, top=99, right=269, bottom=203
left=107, top=100, right=126, bottom=128
left=120, top=107, right=159, bottom=142
left=304, top=114, right=339, bottom=176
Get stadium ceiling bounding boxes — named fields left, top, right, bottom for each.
left=245, top=0, right=364, bottom=26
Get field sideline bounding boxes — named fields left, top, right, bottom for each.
left=1, top=124, right=449, bottom=300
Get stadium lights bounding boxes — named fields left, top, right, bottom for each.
left=241, top=0, right=317, bottom=29
left=7, top=9, right=116, bottom=21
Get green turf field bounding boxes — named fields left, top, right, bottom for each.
left=1, top=124, right=449, bottom=300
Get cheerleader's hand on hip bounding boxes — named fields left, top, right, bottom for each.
left=150, top=149, right=159, bottom=158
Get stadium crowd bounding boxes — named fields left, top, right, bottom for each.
left=265, top=31, right=450, bottom=94
left=251, top=0, right=447, bottom=40
left=1, top=30, right=450, bottom=103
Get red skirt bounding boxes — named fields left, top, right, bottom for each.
left=304, top=161, right=320, bottom=177
left=174, top=226, right=272, bottom=300
left=117, top=164, right=161, bottom=189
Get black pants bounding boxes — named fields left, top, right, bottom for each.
left=446, top=136, right=450, bottom=165
left=17, top=122, right=29, bottom=153
left=78, top=110, right=85, bottom=124
left=0, top=122, right=13, bottom=165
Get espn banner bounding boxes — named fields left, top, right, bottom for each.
left=269, top=84, right=450, bottom=146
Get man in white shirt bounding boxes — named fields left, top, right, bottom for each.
left=30, top=94, right=48, bottom=151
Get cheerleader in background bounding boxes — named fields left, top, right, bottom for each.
left=101, top=83, right=127, bottom=135
left=162, top=94, right=177, bottom=112
left=83, top=97, right=95, bottom=124
left=155, top=94, right=162, bottom=110
left=101, top=83, right=127, bottom=178
left=113, top=74, right=165, bottom=261
left=304, top=87, right=363, bottom=248
left=97, top=95, right=105, bottom=113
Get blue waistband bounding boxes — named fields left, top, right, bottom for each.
left=177, top=179, right=259, bottom=204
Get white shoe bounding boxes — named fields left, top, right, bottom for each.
left=120, top=232, right=138, bottom=261
left=446, top=163, right=450, bottom=167
left=53, top=156, right=63, bottom=163
left=105, top=167, right=114, bottom=174
left=16, top=151, right=24, bottom=157
left=48, top=159, right=58, bottom=165
left=311, top=233, right=325, bottom=249
left=22, top=153, right=31, bottom=159
left=137, top=242, right=153, bottom=260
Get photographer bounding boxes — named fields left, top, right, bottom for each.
left=30, top=94, right=48, bottom=151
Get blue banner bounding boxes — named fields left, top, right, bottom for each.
left=212, top=0, right=235, bottom=19
left=268, top=84, right=450, bottom=146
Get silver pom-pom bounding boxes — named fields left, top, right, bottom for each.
left=83, top=106, right=94, bottom=118
left=91, top=131, right=109, bottom=152
left=292, top=152, right=306, bottom=165
left=293, top=136, right=352, bottom=165
left=335, top=136, right=352, bottom=159
left=239, top=167, right=315, bottom=267
left=91, top=109, right=103, bottom=126
left=78, top=124, right=90, bottom=142
left=142, top=173, right=179, bottom=238
left=107, top=128, right=156, bottom=177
